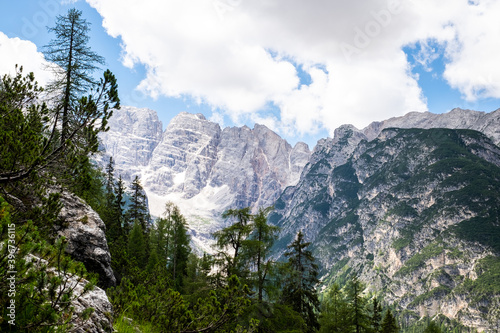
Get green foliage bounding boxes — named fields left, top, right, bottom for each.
left=44, top=8, right=119, bottom=145
left=347, top=275, right=370, bottom=333
left=213, top=207, right=253, bottom=278
left=109, top=271, right=254, bottom=332
left=371, top=298, right=383, bottom=333
left=381, top=309, right=399, bottom=333
left=0, top=197, right=97, bottom=332
left=282, top=231, right=320, bottom=333
left=409, top=286, right=452, bottom=307
left=423, top=321, right=441, bottom=333
left=396, top=243, right=444, bottom=276
left=245, top=207, right=280, bottom=302
left=455, top=256, right=500, bottom=304
left=128, top=220, right=146, bottom=268
left=319, top=283, right=351, bottom=333
left=126, top=176, right=150, bottom=233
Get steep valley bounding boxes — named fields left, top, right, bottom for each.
left=98, top=107, right=500, bottom=331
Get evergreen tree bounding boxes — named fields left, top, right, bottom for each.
left=110, top=174, right=126, bottom=239
left=381, top=309, right=399, bottom=333
left=371, top=298, right=383, bottom=333
left=105, top=156, right=115, bottom=201
left=146, top=248, right=159, bottom=273
left=319, top=283, right=351, bottom=333
left=127, top=175, right=150, bottom=232
left=246, top=207, right=280, bottom=303
left=170, top=208, right=191, bottom=292
left=347, top=275, right=370, bottom=333
left=282, top=231, right=320, bottom=333
left=423, top=321, right=441, bottom=333
left=128, top=220, right=146, bottom=268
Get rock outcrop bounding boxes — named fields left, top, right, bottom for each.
left=57, top=191, right=116, bottom=288
left=26, top=253, right=114, bottom=333
left=271, top=127, right=500, bottom=331
left=70, top=278, right=114, bottom=333
left=362, top=107, right=500, bottom=145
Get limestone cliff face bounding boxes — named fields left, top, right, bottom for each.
left=99, top=108, right=311, bottom=252
left=57, top=191, right=116, bottom=288
left=362, top=108, right=500, bottom=145
left=272, top=127, right=500, bottom=331
left=98, top=106, right=163, bottom=182
left=98, top=107, right=500, bottom=329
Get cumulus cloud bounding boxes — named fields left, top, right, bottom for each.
left=0, top=32, right=52, bottom=85
left=86, top=0, right=500, bottom=136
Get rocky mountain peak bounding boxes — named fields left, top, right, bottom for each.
left=98, top=106, right=163, bottom=181
left=361, top=108, right=500, bottom=144
left=99, top=107, right=311, bottom=253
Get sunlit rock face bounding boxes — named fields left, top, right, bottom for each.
left=99, top=107, right=310, bottom=253
left=271, top=126, right=500, bottom=332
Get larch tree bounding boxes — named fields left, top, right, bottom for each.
left=213, top=207, right=253, bottom=279
left=246, top=207, right=279, bottom=303
left=44, top=8, right=109, bottom=143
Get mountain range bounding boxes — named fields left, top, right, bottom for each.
left=98, top=106, right=500, bottom=330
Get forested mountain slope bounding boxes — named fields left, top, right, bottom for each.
left=271, top=127, right=500, bottom=330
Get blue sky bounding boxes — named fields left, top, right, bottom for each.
left=1, top=0, right=499, bottom=148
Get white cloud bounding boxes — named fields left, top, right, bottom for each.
left=0, top=32, right=52, bottom=85
left=441, top=0, right=500, bottom=101
left=86, top=0, right=500, bottom=137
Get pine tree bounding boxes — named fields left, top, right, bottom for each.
left=170, top=208, right=191, bottom=292
left=423, top=321, right=441, bottom=333
left=128, top=220, right=146, bottom=268
left=105, top=156, right=115, bottom=201
left=247, top=207, right=280, bottom=303
left=381, top=309, right=399, bottom=333
left=282, top=231, right=320, bottom=333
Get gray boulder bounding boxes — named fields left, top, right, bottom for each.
left=57, top=191, right=116, bottom=288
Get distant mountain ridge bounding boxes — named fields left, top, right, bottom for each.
left=99, top=106, right=311, bottom=252
left=271, top=127, right=500, bottom=330
left=99, top=106, right=500, bottom=330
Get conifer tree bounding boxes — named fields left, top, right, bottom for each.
left=127, top=175, right=150, bottom=233
left=213, top=207, right=253, bottom=278
left=423, top=321, right=440, bottom=333
left=105, top=156, right=115, bottom=201
left=170, top=208, right=191, bottom=291
left=44, top=8, right=110, bottom=143
left=381, top=309, right=399, bottom=333
left=250, top=208, right=279, bottom=302
left=347, top=274, right=370, bottom=333
left=319, top=283, right=351, bottom=333
left=371, top=298, right=383, bottom=333
left=282, top=231, right=320, bottom=333
left=128, top=220, right=146, bottom=268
